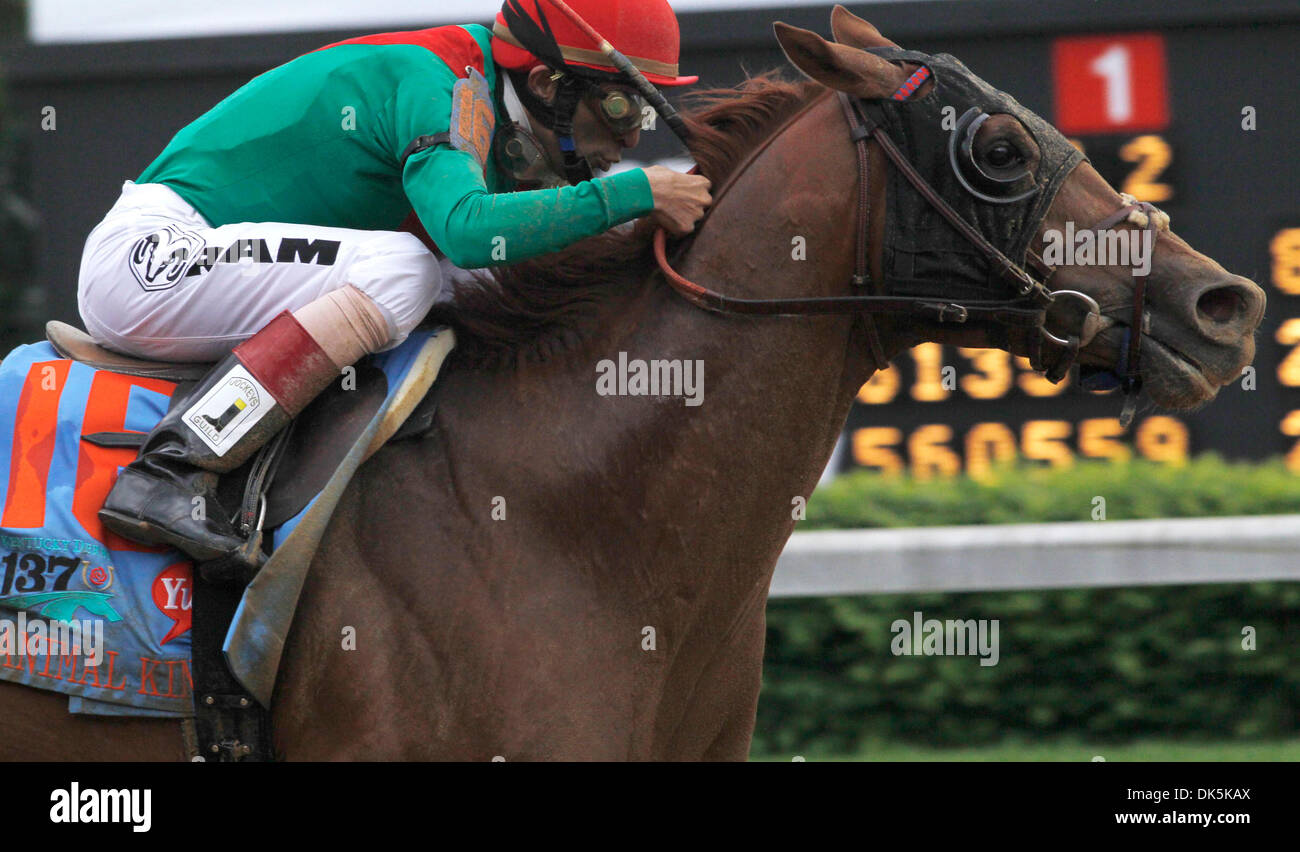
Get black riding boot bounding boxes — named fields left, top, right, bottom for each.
left=99, top=311, right=340, bottom=577
left=99, top=353, right=290, bottom=567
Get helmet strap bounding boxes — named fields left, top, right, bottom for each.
left=507, top=68, right=593, bottom=185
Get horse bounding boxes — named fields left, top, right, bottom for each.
left=0, top=7, right=1264, bottom=759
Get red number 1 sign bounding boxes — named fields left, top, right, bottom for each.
left=1053, top=33, right=1170, bottom=135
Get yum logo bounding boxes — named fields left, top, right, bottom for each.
left=151, top=563, right=192, bottom=646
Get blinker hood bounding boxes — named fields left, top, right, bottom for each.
left=858, top=48, right=1086, bottom=302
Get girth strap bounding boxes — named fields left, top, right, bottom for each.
left=190, top=572, right=276, bottom=761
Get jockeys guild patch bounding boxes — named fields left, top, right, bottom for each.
left=182, top=365, right=271, bottom=456
left=128, top=225, right=204, bottom=292
left=450, top=68, right=496, bottom=170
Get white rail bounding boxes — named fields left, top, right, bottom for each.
left=769, top=514, right=1300, bottom=597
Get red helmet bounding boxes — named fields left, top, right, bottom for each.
left=492, top=0, right=698, bottom=87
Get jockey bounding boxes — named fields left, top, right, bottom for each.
left=81, top=0, right=711, bottom=576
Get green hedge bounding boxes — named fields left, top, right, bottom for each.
left=755, top=456, right=1300, bottom=754
left=802, top=454, right=1300, bottom=529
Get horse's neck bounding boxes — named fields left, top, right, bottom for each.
left=431, top=92, right=875, bottom=594
left=432, top=285, right=864, bottom=586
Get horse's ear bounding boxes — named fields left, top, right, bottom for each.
left=830, top=5, right=899, bottom=49
left=774, top=21, right=904, bottom=100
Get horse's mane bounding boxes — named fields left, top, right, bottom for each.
left=426, top=72, right=822, bottom=367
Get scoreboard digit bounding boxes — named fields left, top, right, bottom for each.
left=1052, top=33, right=1170, bottom=135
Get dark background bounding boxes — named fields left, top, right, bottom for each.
left=1, top=0, right=1297, bottom=473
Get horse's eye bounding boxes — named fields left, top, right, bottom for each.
left=985, top=142, right=1020, bottom=169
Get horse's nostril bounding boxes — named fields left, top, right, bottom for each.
left=1197, top=286, right=1242, bottom=324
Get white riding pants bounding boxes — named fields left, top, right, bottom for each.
left=78, top=181, right=450, bottom=362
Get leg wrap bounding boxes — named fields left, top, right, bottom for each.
left=292, top=284, right=392, bottom=368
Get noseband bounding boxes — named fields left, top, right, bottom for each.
left=653, top=88, right=1168, bottom=427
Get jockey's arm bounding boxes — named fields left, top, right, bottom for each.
left=405, top=145, right=653, bottom=269
left=389, top=63, right=655, bottom=269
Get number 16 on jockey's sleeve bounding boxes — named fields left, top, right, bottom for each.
left=82, top=0, right=711, bottom=581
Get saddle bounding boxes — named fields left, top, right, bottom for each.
left=46, top=322, right=442, bottom=516
left=46, top=322, right=211, bottom=382
left=43, top=321, right=451, bottom=760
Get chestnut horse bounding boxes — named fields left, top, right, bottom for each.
left=0, top=8, right=1263, bottom=759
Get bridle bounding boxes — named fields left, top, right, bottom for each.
left=653, top=86, right=1168, bottom=426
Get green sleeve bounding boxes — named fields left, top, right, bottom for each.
left=384, top=58, right=655, bottom=268
left=404, top=149, right=655, bottom=268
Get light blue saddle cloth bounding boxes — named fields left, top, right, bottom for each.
left=0, top=328, right=453, bottom=716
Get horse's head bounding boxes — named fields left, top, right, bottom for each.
left=771, top=6, right=1264, bottom=413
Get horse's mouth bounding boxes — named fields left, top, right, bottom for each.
left=1078, top=319, right=1216, bottom=409
left=1142, top=334, right=1216, bottom=406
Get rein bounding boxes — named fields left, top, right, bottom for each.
left=651, top=94, right=1046, bottom=326
left=652, top=86, right=1166, bottom=421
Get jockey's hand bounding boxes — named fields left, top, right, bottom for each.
left=644, top=166, right=712, bottom=236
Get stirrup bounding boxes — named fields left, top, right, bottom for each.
left=201, top=422, right=292, bottom=586
left=198, top=495, right=267, bottom=585
left=199, top=537, right=266, bottom=586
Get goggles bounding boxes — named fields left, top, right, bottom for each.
left=584, top=83, right=648, bottom=136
